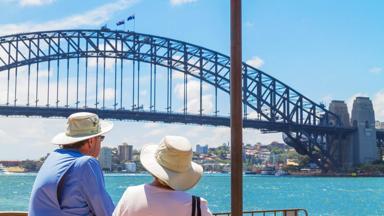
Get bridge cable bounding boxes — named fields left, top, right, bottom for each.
left=36, top=35, right=40, bottom=107
left=66, top=37, right=70, bottom=108
left=114, top=33, right=118, bottom=110
left=103, top=38, right=106, bottom=109
left=56, top=35, right=60, bottom=108
left=85, top=37, right=88, bottom=108
left=96, top=36, right=99, bottom=108
left=183, top=47, right=188, bottom=115
left=132, top=35, right=136, bottom=110
left=120, top=35, right=124, bottom=110
left=47, top=38, right=51, bottom=107
left=14, top=38, right=19, bottom=106
left=214, top=54, right=218, bottom=117
left=27, top=40, right=31, bottom=106
left=150, top=45, right=153, bottom=112
left=6, top=42, right=10, bottom=106
left=199, top=48, right=203, bottom=116
left=76, top=34, right=80, bottom=109
left=137, top=57, right=140, bottom=110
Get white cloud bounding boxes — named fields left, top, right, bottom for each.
left=0, top=111, right=285, bottom=160
left=88, top=58, right=116, bottom=71
left=0, top=0, right=55, bottom=6
left=174, top=80, right=213, bottom=114
left=373, top=90, right=384, bottom=121
left=0, top=129, right=6, bottom=137
left=170, top=0, right=197, bottom=6
left=320, top=95, right=333, bottom=107
left=173, top=71, right=185, bottom=80
left=369, top=67, right=383, bottom=75
left=0, top=0, right=137, bottom=35
left=20, top=0, right=54, bottom=6
left=246, top=111, right=259, bottom=119
left=346, top=93, right=368, bottom=115
left=100, top=88, right=116, bottom=101
left=246, top=56, right=264, bottom=69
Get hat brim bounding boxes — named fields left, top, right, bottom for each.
left=140, top=144, right=203, bottom=191
left=51, top=120, right=113, bottom=145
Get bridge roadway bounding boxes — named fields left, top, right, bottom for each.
left=0, top=106, right=356, bottom=135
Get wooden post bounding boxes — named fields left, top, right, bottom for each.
left=230, top=0, right=243, bottom=216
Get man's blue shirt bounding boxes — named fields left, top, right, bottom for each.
left=29, top=149, right=115, bottom=216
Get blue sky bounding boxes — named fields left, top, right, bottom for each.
left=0, top=0, right=383, bottom=160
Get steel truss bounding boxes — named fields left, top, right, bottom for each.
left=0, top=29, right=355, bottom=170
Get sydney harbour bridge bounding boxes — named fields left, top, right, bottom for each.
left=0, top=29, right=383, bottom=171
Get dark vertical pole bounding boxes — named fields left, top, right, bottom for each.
left=27, top=40, right=31, bottom=106
left=56, top=35, right=60, bottom=108
left=14, top=39, right=19, bottom=106
left=76, top=35, right=80, bottom=109
left=47, top=38, right=51, bottom=107
left=85, top=39, right=88, bottom=108
left=103, top=39, right=106, bottom=109
left=120, top=37, right=124, bottom=110
left=230, top=0, right=242, bottom=216
left=66, top=38, right=69, bottom=108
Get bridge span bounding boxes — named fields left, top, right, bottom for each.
left=0, top=29, right=381, bottom=171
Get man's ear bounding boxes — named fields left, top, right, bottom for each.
left=87, top=137, right=94, bottom=146
left=89, top=136, right=98, bottom=146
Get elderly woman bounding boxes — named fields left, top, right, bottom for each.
left=113, top=136, right=213, bottom=216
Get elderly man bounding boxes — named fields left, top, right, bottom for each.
left=29, top=112, right=115, bottom=216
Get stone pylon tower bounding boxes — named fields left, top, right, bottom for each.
left=351, top=97, right=378, bottom=165
left=328, top=100, right=353, bottom=168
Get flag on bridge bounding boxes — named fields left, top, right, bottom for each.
left=116, top=20, right=125, bottom=26
left=127, top=15, right=135, bottom=21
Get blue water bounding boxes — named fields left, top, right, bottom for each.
left=1, top=173, right=384, bottom=215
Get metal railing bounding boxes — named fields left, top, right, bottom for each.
left=213, top=209, right=308, bottom=216
left=0, top=208, right=308, bottom=216
left=0, top=212, right=27, bottom=216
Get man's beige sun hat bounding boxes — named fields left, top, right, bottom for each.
left=140, top=136, right=203, bottom=191
left=51, top=112, right=113, bottom=145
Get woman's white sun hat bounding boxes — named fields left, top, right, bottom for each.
left=140, top=136, right=203, bottom=191
left=51, top=112, right=113, bottom=145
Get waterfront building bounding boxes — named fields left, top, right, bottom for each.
left=376, top=121, right=384, bottom=129
left=269, top=142, right=288, bottom=150
left=124, top=162, right=137, bottom=173
left=196, top=144, right=208, bottom=154
left=99, top=147, right=112, bottom=171
left=118, top=143, right=133, bottom=162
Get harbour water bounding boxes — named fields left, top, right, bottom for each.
left=1, top=173, right=384, bottom=215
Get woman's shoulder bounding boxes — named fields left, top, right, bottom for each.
left=124, top=184, right=146, bottom=193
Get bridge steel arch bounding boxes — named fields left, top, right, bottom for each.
left=0, top=29, right=355, bottom=170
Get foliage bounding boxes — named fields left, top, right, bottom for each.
left=21, top=160, right=43, bottom=172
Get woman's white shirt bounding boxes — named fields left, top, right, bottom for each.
left=113, top=184, right=213, bottom=216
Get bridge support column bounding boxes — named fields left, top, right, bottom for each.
left=328, top=100, right=353, bottom=169
left=351, top=97, right=379, bottom=165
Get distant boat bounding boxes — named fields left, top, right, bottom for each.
left=0, top=164, right=10, bottom=175
left=275, top=169, right=289, bottom=176
left=245, top=171, right=258, bottom=175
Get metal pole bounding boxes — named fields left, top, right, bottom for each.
left=230, top=0, right=243, bottom=216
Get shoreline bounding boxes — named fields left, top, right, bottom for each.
left=2, top=172, right=384, bottom=177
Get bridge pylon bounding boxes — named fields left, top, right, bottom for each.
left=351, top=97, right=379, bottom=165
left=328, top=100, right=353, bottom=169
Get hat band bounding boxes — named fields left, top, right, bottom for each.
left=66, top=127, right=101, bottom=137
